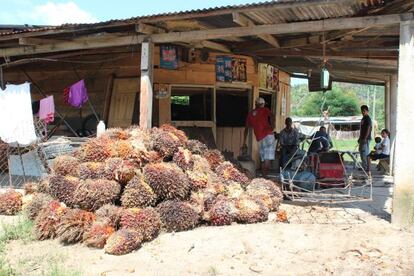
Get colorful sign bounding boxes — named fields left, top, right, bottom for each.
left=216, top=56, right=247, bottom=82
left=160, top=45, right=178, bottom=70
left=154, top=83, right=170, bottom=99
left=259, top=63, right=279, bottom=91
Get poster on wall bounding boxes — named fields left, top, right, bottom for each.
left=281, top=91, right=287, bottom=116
left=154, top=83, right=170, bottom=99
left=160, top=45, right=178, bottom=70
left=232, top=58, right=247, bottom=82
left=259, top=63, right=279, bottom=91
left=216, top=56, right=247, bottom=82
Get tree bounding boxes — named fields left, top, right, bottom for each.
left=298, top=87, right=359, bottom=117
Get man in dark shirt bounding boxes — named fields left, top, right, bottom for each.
left=308, top=126, right=332, bottom=154
left=358, top=105, right=372, bottom=173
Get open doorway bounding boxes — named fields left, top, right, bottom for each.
left=216, top=88, right=252, bottom=158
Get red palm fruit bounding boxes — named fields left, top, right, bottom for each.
left=56, top=209, right=96, bottom=244
left=0, top=189, right=23, bottom=215
left=104, top=229, right=144, bottom=255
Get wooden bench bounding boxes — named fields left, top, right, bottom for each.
left=378, top=158, right=390, bottom=175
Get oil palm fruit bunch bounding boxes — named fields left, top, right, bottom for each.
left=143, top=162, right=190, bottom=200
left=56, top=208, right=96, bottom=244
left=51, top=155, right=80, bottom=177
left=105, top=127, right=130, bottom=140
left=207, top=196, right=238, bottom=226
left=23, top=182, right=38, bottom=195
left=48, top=175, right=80, bottom=207
left=120, top=208, right=161, bottom=242
left=121, top=175, right=157, bottom=208
left=104, top=158, right=136, bottom=185
left=104, top=228, right=144, bottom=255
left=34, top=200, right=67, bottom=240
left=203, top=149, right=225, bottom=171
left=73, top=179, right=121, bottom=211
left=75, top=135, right=114, bottom=162
left=0, top=189, right=23, bottom=215
left=185, top=139, right=208, bottom=155
left=224, top=181, right=244, bottom=199
left=78, top=162, right=105, bottom=180
left=95, top=204, right=123, bottom=228
left=37, top=177, right=50, bottom=194
left=173, top=147, right=194, bottom=170
left=156, top=200, right=199, bottom=232
left=235, top=196, right=269, bottom=224
left=215, top=161, right=250, bottom=187
left=112, top=140, right=134, bottom=159
left=151, top=128, right=183, bottom=158
left=83, top=221, right=115, bottom=248
left=246, top=178, right=283, bottom=211
left=24, top=193, right=53, bottom=220
left=160, top=124, right=188, bottom=144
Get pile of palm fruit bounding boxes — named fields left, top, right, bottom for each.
left=2, top=124, right=286, bottom=255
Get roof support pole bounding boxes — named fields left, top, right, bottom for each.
left=139, top=41, right=154, bottom=129
left=389, top=74, right=398, bottom=177
left=392, top=18, right=414, bottom=229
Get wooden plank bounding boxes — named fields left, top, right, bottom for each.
left=136, top=23, right=166, bottom=34
left=139, top=41, right=154, bottom=129
left=103, top=74, right=115, bottom=122
left=19, top=37, right=68, bottom=45
left=108, top=78, right=140, bottom=127
left=1, top=13, right=410, bottom=57
left=223, top=128, right=233, bottom=153
left=232, top=12, right=280, bottom=48
left=195, top=40, right=231, bottom=53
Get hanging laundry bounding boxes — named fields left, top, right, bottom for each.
left=0, top=83, right=37, bottom=146
left=67, top=79, right=88, bottom=108
left=63, top=86, right=70, bottom=105
left=32, top=100, right=40, bottom=115
left=38, top=95, right=55, bottom=124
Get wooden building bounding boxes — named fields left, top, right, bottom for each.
left=1, top=0, right=414, bottom=227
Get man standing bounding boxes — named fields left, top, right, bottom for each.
left=279, top=117, right=299, bottom=168
left=243, top=97, right=276, bottom=178
left=358, top=105, right=372, bottom=173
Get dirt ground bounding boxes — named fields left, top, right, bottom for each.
left=3, top=201, right=414, bottom=276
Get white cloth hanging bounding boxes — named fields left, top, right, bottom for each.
left=0, top=83, right=37, bottom=146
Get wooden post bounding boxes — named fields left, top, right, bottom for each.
left=389, top=74, right=398, bottom=176
left=392, top=18, right=414, bottom=229
left=384, top=76, right=391, bottom=130
left=139, top=41, right=154, bottom=129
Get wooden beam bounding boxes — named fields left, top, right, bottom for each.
left=139, top=41, right=154, bottom=129
left=195, top=40, right=231, bottom=53
left=136, top=23, right=165, bottom=34
left=149, top=13, right=410, bottom=43
left=18, top=37, right=67, bottom=45
left=0, top=13, right=410, bottom=58
left=232, top=12, right=280, bottom=47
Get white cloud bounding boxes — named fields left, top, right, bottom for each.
left=29, top=2, right=97, bottom=25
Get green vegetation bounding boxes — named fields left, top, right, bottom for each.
left=46, top=263, right=82, bottom=276
left=0, top=216, right=34, bottom=276
left=291, top=81, right=385, bottom=130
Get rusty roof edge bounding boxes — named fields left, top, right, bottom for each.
left=0, top=0, right=366, bottom=37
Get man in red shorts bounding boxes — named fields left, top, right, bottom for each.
left=243, top=97, right=276, bottom=178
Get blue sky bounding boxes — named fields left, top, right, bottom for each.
left=0, top=0, right=256, bottom=25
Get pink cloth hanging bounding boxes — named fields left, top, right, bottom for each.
left=68, top=79, right=88, bottom=108
left=38, top=95, right=55, bottom=124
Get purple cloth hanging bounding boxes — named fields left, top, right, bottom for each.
left=68, top=79, right=88, bottom=108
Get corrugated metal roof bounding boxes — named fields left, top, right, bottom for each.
left=0, top=0, right=388, bottom=36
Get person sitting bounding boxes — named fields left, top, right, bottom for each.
left=370, top=129, right=390, bottom=161
left=308, top=126, right=333, bottom=154
left=279, top=117, right=299, bottom=168
left=372, top=136, right=382, bottom=155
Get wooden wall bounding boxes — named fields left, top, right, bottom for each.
left=3, top=51, right=141, bottom=132
left=2, top=46, right=291, bottom=167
